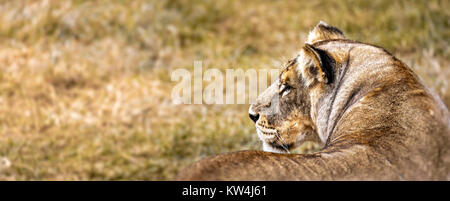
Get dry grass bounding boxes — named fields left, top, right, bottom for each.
left=0, top=0, right=448, bottom=180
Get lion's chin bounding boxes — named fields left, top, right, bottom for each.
left=256, top=128, right=294, bottom=154
left=262, top=142, right=288, bottom=154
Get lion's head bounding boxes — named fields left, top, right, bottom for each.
left=249, top=21, right=345, bottom=153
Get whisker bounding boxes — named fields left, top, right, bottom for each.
left=275, top=132, right=291, bottom=154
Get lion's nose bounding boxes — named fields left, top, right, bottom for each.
left=249, top=105, right=260, bottom=123
left=249, top=112, right=260, bottom=123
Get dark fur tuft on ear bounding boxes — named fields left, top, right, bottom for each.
left=302, top=44, right=334, bottom=84
left=306, top=21, right=345, bottom=44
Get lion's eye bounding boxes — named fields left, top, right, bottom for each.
left=279, top=83, right=291, bottom=97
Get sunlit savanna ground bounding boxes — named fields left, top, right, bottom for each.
left=0, top=0, right=448, bottom=180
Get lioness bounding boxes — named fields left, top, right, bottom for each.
left=176, top=21, right=450, bottom=180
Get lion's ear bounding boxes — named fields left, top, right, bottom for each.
left=306, top=21, right=345, bottom=44
left=301, top=43, right=333, bottom=84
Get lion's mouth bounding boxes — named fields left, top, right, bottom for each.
left=255, top=125, right=276, bottom=143
left=255, top=124, right=277, bottom=135
left=255, top=124, right=294, bottom=153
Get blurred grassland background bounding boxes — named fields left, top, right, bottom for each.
left=0, top=0, right=448, bottom=180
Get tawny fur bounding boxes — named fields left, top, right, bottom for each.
left=176, top=22, right=450, bottom=181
